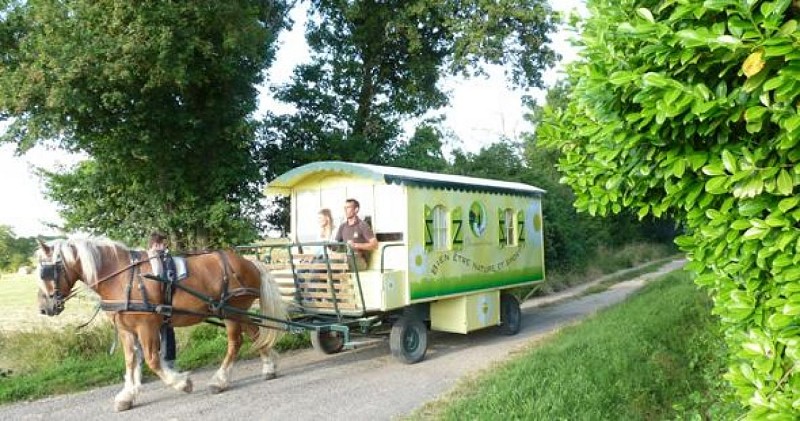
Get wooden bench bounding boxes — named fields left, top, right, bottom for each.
left=266, top=253, right=361, bottom=310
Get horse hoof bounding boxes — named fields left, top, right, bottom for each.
left=181, top=378, right=193, bottom=393
left=208, top=384, right=224, bottom=395
left=114, top=400, right=132, bottom=412
left=264, top=372, right=277, bottom=380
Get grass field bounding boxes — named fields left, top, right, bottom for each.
left=0, top=273, right=101, bottom=332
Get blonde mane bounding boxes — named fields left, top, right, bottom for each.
left=44, top=237, right=131, bottom=285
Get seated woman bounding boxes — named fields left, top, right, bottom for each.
left=306, top=208, right=336, bottom=261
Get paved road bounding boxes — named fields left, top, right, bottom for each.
left=1, top=259, right=685, bottom=421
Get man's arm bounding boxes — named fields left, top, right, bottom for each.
left=357, top=221, right=378, bottom=251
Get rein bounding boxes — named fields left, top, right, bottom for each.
left=85, top=250, right=214, bottom=289
left=84, top=258, right=152, bottom=290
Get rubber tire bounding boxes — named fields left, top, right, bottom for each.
left=310, top=329, right=345, bottom=355
left=499, top=293, right=522, bottom=335
left=389, top=316, right=428, bottom=364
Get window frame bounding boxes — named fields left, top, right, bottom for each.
left=431, top=205, right=449, bottom=251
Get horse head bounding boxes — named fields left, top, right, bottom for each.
left=35, top=239, right=79, bottom=316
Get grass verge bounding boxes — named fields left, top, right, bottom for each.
left=409, top=271, right=742, bottom=420
left=578, top=256, right=679, bottom=296
left=0, top=321, right=310, bottom=405
left=540, top=242, right=678, bottom=294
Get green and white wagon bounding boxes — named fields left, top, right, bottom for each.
left=252, top=161, right=545, bottom=363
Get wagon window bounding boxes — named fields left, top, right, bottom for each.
left=498, top=208, right=516, bottom=247
left=432, top=205, right=448, bottom=251
left=469, top=201, right=487, bottom=237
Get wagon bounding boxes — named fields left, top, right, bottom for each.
left=243, top=161, right=546, bottom=363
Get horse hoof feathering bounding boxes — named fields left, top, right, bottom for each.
left=34, top=238, right=288, bottom=411
left=208, top=384, right=224, bottom=395
left=114, top=400, right=133, bottom=412
left=177, top=378, right=193, bottom=394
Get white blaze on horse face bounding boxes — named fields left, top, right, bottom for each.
left=36, top=276, right=50, bottom=296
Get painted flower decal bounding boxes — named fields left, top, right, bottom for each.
left=477, top=294, right=494, bottom=326
left=527, top=201, right=543, bottom=247
left=409, top=245, right=429, bottom=276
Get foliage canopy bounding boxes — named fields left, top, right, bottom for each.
left=0, top=0, right=289, bottom=247
left=541, top=0, right=800, bottom=416
left=261, top=0, right=559, bottom=178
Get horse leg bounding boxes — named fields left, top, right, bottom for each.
left=244, top=322, right=278, bottom=380
left=208, top=321, right=243, bottom=394
left=137, top=324, right=193, bottom=394
left=113, top=331, right=142, bottom=412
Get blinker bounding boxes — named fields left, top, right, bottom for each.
left=39, top=263, right=57, bottom=281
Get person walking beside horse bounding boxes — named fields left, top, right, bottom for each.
left=147, top=232, right=178, bottom=370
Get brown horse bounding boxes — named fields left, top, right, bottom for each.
left=35, top=237, right=286, bottom=412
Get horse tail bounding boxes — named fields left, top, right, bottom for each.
left=249, top=260, right=287, bottom=351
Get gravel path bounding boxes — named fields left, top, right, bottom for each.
left=0, top=259, right=686, bottom=421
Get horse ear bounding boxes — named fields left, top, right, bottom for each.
left=38, top=239, right=51, bottom=254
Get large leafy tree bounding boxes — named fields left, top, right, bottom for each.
left=387, top=123, right=450, bottom=173
left=0, top=0, right=288, bottom=247
left=260, top=0, right=559, bottom=177
left=541, top=0, right=800, bottom=416
left=0, top=225, right=36, bottom=272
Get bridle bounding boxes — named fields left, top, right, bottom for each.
left=38, top=251, right=71, bottom=315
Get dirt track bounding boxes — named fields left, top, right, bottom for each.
left=0, top=259, right=685, bottom=421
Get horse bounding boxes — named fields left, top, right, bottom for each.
left=34, top=237, right=287, bottom=412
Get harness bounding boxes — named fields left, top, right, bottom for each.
left=99, top=250, right=261, bottom=322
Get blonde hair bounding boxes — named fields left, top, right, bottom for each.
left=318, top=208, right=333, bottom=238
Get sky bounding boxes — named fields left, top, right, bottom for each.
left=0, top=0, right=585, bottom=238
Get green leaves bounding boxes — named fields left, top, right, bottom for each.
left=705, top=176, right=729, bottom=194
left=636, top=8, right=655, bottom=23
left=0, top=1, right=289, bottom=247
left=539, top=0, right=800, bottom=416
left=776, top=169, right=793, bottom=195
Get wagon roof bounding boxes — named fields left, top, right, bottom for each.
left=265, top=161, right=545, bottom=197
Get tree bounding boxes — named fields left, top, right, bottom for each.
left=540, top=0, right=800, bottom=416
left=387, top=123, right=450, bottom=173
left=0, top=226, right=36, bottom=273
left=260, top=0, right=559, bottom=178
left=0, top=1, right=289, bottom=247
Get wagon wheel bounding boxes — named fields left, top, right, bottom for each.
left=311, top=329, right=345, bottom=355
left=498, top=293, right=522, bottom=335
left=389, top=315, right=428, bottom=364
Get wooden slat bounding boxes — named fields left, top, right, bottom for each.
left=294, top=291, right=359, bottom=299
left=276, top=277, right=353, bottom=287
left=294, top=272, right=351, bottom=280
left=272, top=273, right=297, bottom=279
left=266, top=263, right=350, bottom=271
left=273, top=273, right=352, bottom=282
left=266, top=264, right=292, bottom=270
left=298, top=301, right=358, bottom=310
left=279, top=284, right=355, bottom=294
left=266, top=252, right=349, bottom=263
left=293, top=263, right=350, bottom=271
